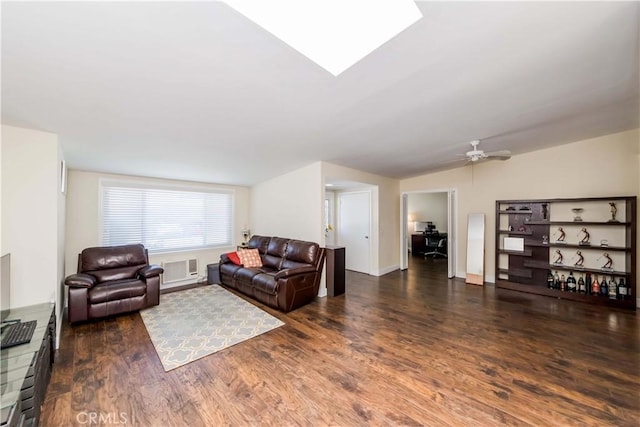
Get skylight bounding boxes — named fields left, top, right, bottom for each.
left=224, top=0, right=423, bottom=76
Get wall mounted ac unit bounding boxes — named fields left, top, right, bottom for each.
left=162, top=258, right=198, bottom=284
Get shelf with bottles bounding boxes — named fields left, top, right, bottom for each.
left=526, top=260, right=628, bottom=277
left=543, top=270, right=634, bottom=306
left=495, top=196, right=636, bottom=309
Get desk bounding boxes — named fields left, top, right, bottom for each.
left=411, top=234, right=427, bottom=256
left=1, top=303, right=55, bottom=427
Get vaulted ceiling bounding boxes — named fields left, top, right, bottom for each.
left=2, top=1, right=638, bottom=186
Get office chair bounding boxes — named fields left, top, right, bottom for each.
left=425, top=236, right=447, bottom=258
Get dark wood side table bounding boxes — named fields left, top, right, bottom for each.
left=325, top=246, right=345, bottom=297
left=411, top=234, right=427, bottom=256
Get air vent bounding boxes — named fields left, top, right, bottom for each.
left=162, top=258, right=198, bottom=284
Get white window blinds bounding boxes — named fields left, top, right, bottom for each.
left=101, top=182, right=233, bottom=253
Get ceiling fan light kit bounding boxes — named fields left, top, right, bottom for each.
left=461, top=140, right=512, bottom=164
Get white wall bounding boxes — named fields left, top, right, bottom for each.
left=400, top=129, right=640, bottom=302
left=65, top=170, right=250, bottom=287
left=322, top=162, right=400, bottom=275
left=1, top=125, right=63, bottom=315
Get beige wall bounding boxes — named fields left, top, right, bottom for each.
left=250, top=162, right=325, bottom=294
left=250, top=162, right=324, bottom=244
left=322, top=162, right=401, bottom=275
left=408, top=192, right=448, bottom=232
left=1, top=125, right=64, bottom=315
left=65, top=170, right=250, bottom=286
left=400, top=129, right=639, bottom=301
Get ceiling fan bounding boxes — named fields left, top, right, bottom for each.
left=461, top=140, right=511, bottom=163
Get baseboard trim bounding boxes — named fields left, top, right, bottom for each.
left=376, top=265, right=400, bottom=276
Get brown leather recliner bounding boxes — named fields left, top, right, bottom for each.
left=64, top=244, right=163, bottom=323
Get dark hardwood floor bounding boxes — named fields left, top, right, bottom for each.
left=42, top=256, right=639, bottom=426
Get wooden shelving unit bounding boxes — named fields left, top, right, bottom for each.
left=495, top=196, right=636, bottom=309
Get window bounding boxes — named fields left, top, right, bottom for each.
left=101, top=181, right=233, bottom=253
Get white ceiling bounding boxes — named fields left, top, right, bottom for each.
left=2, top=1, right=638, bottom=187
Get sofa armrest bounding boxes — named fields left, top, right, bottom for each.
left=138, top=264, right=164, bottom=278
left=274, top=265, right=316, bottom=280
left=64, top=273, right=97, bottom=289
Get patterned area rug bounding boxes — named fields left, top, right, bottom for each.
left=140, top=285, right=284, bottom=371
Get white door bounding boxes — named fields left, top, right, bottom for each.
left=338, top=191, right=371, bottom=274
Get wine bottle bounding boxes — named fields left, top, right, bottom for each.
left=554, top=271, right=561, bottom=290
left=577, top=274, right=586, bottom=294
left=547, top=271, right=554, bottom=289
left=600, top=277, right=609, bottom=297
left=592, top=275, right=600, bottom=295
left=585, top=273, right=592, bottom=295
left=560, top=274, right=566, bottom=292
left=566, top=272, right=577, bottom=293
left=617, top=278, right=627, bottom=300
left=608, top=277, right=617, bottom=300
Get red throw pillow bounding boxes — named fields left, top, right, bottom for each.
left=226, top=251, right=242, bottom=265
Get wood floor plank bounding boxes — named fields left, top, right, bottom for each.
left=40, top=257, right=639, bottom=426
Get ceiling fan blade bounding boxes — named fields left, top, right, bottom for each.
left=485, top=150, right=511, bottom=160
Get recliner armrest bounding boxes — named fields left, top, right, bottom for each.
left=65, top=273, right=97, bottom=288
left=274, top=265, right=316, bottom=279
left=137, top=264, right=164, bottom=278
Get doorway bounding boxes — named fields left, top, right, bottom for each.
left=338, top=191, right=371, bottom=274
left=400, top=190, right=456, bottom=278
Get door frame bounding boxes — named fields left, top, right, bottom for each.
left=400, top=189, right=457, bottom=278
left=337, top=190, right=373, bottom=275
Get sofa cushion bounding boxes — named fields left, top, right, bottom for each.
left=90, top=265, right=147, bottom=284
left=252, top=273, right=278, bottom=295
left=88, top=279, right=146, bottom=304
left=238, top=249, right=262, bottom=268
left=81, top=244, right=147, bottom=271
left=247, top=235, right=271, bottom=254
left=282, top=241, right=319, bottom=269
left=220, top=262, right=242, bottom=276
left=235, top=267, right=261, bottom=288
left=262, top=237, right=288, bottom=270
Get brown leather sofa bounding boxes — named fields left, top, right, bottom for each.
left=64, top=244, right=163, bottom=323
left=219, top=236, right=325, bottom=312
